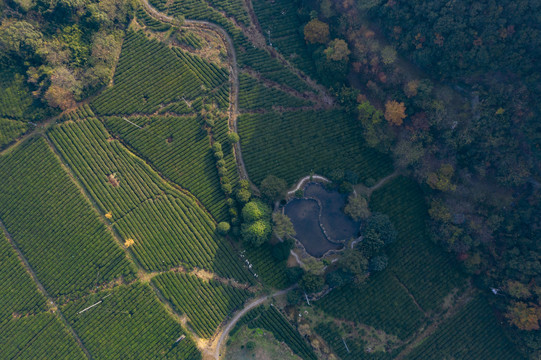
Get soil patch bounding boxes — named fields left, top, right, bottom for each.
left=107, top=173, right=119, bottom=187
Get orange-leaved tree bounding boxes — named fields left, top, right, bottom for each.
left=506, top=302, right=541, bottom=331
left=384, top=100, right=406, bottom=126
left=304, top=19, right=329, bottom=44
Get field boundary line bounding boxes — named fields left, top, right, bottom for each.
left=0, top=219, right=94, bottom=360
left=396, top=284, right=477, bottom=360
left=393, top=274, right=425, bottom=314
left=45, top=132, right=236, bottom=355
left=47, top=131, right=259, bottom=357
left=242, top=0, right=333, bottom=106
left=43, top=134, right=144, bottom=270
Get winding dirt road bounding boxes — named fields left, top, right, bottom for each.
left=141, top=0, right=251, bottom=183
left=141, top=3, right=299, bottom=359
left=212, top=286, right=295, bottom=359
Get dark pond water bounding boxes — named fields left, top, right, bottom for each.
left=304, top=183, right=360, bottom=242
left=284, top=198, right=342, bottom=257
left=284, top=183, right=360, bottom=257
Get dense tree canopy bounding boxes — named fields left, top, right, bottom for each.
left=303, top=19, right=329, bottom=44
left=0, top=0, right=134, bottom=111
left=241, top=200, right=272, bottom=247
left=259, top=175, right=288, bottom=203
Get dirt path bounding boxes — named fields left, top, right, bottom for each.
left=394, top=275, right=425, bottom=315
left=240, top=67, right=330, bottom=108
left=289, top=250, right=304, bottom=266
left=355, top=170, right=400, bottom=198
left=395, top=285, right=476, bottom=359
left=0, top=114, right=59, bottom=156
left=141, top=0, right=254, bottom=189
left=0, top=219, right=93, bottom=360
left=211, top=286, right=295, bottom=360
left=287, top=174, right=330, bottom=196
left=242, top=0, right=333, bottom=106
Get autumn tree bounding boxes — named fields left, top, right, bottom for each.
left=384, top=100, right=406, bottom=126
left=427, top=164, right=456, bottom=192
left=404, top=80, right=420, bottom=98
left=43, top=66, right=81, bottom=109
left=393, top=139, right=425, bottom=168
left=324, top=39, right=350, bottom=61
left=506, top=302, right=540, bottom=331
left=304, top=19, right=329, bottom=44
left=44, top=85, right=76, bottom=110
left=507, top=280, right=532, bottom=300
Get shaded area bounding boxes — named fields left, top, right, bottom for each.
left=285, top=198, right=342, bottom=257
left=304, top=183, right=360, bottom=242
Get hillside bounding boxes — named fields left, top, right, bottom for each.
left=0, top=0, right=537, bottom=359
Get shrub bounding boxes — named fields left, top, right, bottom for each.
left=260, top=175, right=287, bottom=203
left=227, top=132, right=240, bottom=143
left=212, top=142, right=222, bottom=152
left=236, top=188, right=251, bottom=203
left=300, top=273, right=324, bottom=294
left=222, top=183, right=233, bottom=195
left=241, top=220, right=272, bottom=247
left=217, top=222, right=231, bottom=235
left=214, top=150, right=224, bottom=159
left=239, top=179, right=250, bottom=190
left=286, top=266, right=305, bottom=284
left=369, top=255, right=389, bottom=272
left=271, top=239, right=294, bottom=261
left=362, top=213, right=397, bottom=245
left=241, top=200, right=271, bottom=222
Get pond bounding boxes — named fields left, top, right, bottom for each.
left=284, top=183, right=360, bottom=257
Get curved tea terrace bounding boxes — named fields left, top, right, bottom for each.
left=285, top=183, right=360, bottom=257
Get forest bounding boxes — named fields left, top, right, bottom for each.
left=297, top=0, right=540, bottom=357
